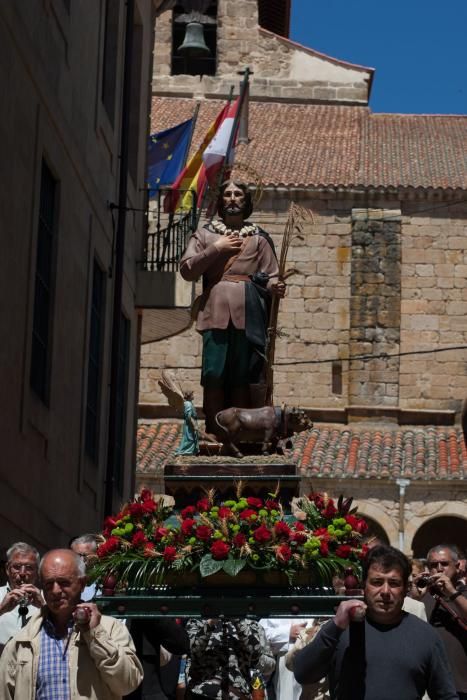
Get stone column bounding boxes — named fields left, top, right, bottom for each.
left=349, top=209, right=402, bottom=406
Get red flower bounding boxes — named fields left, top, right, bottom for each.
left=181, top=519, right=196, bottom=536
left=345, top=515, right=359, bottom=530
left=211, top=541, right=230, bottom=560
left=322, top=503, right=337, bottom=518
left=131, top=530, right=148, bottom=547
left=195, top=525, right=212, bottom=541
left=292, top=531, right=307, bottom=544
left=239, top=509, right=256, bottom=521
left=140, top=488, right=152, bottom=502
left=319, top=541, right=329, bottom=556
left=197, top=498, right=210, bottom=512
left=247, top=497, right=263, bottom=508
left=128, top=502, right=145, bottom=518
left=253, top=525, right=272, bottom=543
left=355, top=519, right=368, bottom=534
left=103, top=516, right=117, bottom=531
left=359, top=544, right=369, bottom=560
left=232, top=533, right=247, bottom=547
left=265, top=499, right=279, bottom=510
left=155, top=527, right=169, bottom=541
left=276, top=544, right=292, bottom=562
left=218, top=506, right=233, bottom=519
left=294, top=522, right=305, bottom=532
left=144, top=542, right=155, bottom=556
left=181, top=506, right=196, bottom=519
left=97, top=536, right=120, bottom=557
left=274, top=521, right=291, bottom=538
left=142, top=499, right=157, bottom=514
left=314, top=527, right=330, bottom=538
left=336, top=545, right=352, bottom=559
left=163, top=546, right=177, bottom=563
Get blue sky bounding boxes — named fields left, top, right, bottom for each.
left=290, top=0, right=467, bottom=115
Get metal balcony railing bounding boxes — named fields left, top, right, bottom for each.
left=143, top=188, right=197, bottom=272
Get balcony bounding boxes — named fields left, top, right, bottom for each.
left=137, top=190, right=196, bottom=343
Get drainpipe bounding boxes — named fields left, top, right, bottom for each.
left=395, top=478, right=410, bottom=552
left=104, top=0, right=135, bottom=516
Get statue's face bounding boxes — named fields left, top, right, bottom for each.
left=222, top=182, right=246, bottom=216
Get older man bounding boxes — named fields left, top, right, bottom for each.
left=0, top=548, right=142, bottom=699
left=420, top=544, right=467, bottom=700
left=0, top=542, right=42, bottom=654
left=180, top=180, right=285, bottom=432
left=294, top=545, right=457, bottom=700
left=70, top=533, right=98, bottom=602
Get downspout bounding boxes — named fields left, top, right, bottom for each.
left=104, top=0, right=135, bottom=516
left=395, top=478, right=410, bottom=552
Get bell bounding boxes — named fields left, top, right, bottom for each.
left=177, top=21, right=210, bottom=57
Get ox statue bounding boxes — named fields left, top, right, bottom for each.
left=214, top=405, right=313, bottom=457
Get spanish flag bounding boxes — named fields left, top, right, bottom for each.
left=164, top=100, right=234, bottom=213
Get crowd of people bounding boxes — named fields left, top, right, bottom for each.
left=0, top=537, right=465, bottom=699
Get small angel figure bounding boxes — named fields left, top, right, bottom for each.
left=158, top=370, right=199, bottom=455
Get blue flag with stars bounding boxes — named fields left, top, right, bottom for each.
left=147, top=119, right=193, bottom=196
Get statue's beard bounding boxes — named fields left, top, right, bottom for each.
left=225, top=202, right=244, bottom=214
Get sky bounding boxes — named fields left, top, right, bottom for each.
left=290, top=0, right=467, bottom=115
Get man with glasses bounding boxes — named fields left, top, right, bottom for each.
left=419, top=545, right=467, bottom=700
left=0, top=542, right=43, bottom=654
left=0, top=548, right=143, bottom=699
left=70, top=533, right=98, bottom=601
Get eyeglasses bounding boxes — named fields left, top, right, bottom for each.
left=8, top=563, right=37, bottom=573
left=427, top=560, right=452, bottom=569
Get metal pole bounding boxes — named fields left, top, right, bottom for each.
left=396, top=478, right=410, bottom=552
left=104, top=0, right=135, bottom=517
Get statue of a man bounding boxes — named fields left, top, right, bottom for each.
left=180, top=181, right=285, bottom=434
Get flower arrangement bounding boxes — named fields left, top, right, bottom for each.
left=90, top=487, right=368, bottom=590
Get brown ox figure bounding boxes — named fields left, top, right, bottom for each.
left=214, top=405, right=312, bottom=457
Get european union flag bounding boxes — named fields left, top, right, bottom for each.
left=147, top=119, right=193, bottom=196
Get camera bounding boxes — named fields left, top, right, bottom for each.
left=18, top=596, right=29, bottom=617
left=416, top=575, right=431, bottom=588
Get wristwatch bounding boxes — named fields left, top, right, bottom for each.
left=448, top=590, right=462, bottom=601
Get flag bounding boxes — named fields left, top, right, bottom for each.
left=147, top=118, right=193, bottom=195
left=202, top=97, right=240, bottom=187
left=164, top=101, right=231, bottom=213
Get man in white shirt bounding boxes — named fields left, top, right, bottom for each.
left=0, top=542, right=43, bottom=654
left=69, top=533, right=98, bottom=601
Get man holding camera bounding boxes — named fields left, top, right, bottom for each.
left=420, top=545, right=467, bottom=700
left=294, top=545, right=457, bottom=700
left=0, top=548, right=143, bottom=699
left=0, top=542, right=43, bottom=655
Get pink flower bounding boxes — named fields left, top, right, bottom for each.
left=211, top=541, right=230, bottom=560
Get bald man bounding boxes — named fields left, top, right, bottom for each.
left=0, top=549, right=143, bottom=700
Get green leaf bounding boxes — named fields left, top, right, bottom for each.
left=222, top=557, right=247, bottom=577
left=199, top=554, right=223, bottom=577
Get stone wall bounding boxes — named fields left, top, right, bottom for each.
left=153, top=0, right=371, bottom=103
left=349, top=209, right=402, bottom=406
left=139, top=192, right=467, bottom=417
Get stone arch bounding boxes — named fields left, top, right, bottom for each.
left=411, top=515, right=467, bottom=558
left=405, top=502, right=467, bottom=556
left=359, top=515, right=390, bottom=546
left=355, top=501, right=398, bottom=547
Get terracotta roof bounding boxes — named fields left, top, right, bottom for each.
left=150, top=97, right=467, bottom=190
left=136, top=421, right=467, bottom=481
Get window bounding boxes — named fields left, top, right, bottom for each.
left=84, top=261, right=106, bottom=463
left=30, top=161, right=58, bottom=403
left=102, top=0, right=120, bottom=125
left=171, top=1, right=217, bottom=77
left=114, top=314, right=130, bottom=492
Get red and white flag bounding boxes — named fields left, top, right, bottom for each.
left=202, top=97, right=240, bottom=187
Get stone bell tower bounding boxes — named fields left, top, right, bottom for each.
left=153, top=0, right=371, bottom=104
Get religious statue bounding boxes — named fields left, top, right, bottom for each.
left=179, top=181, right=286, bottom=434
